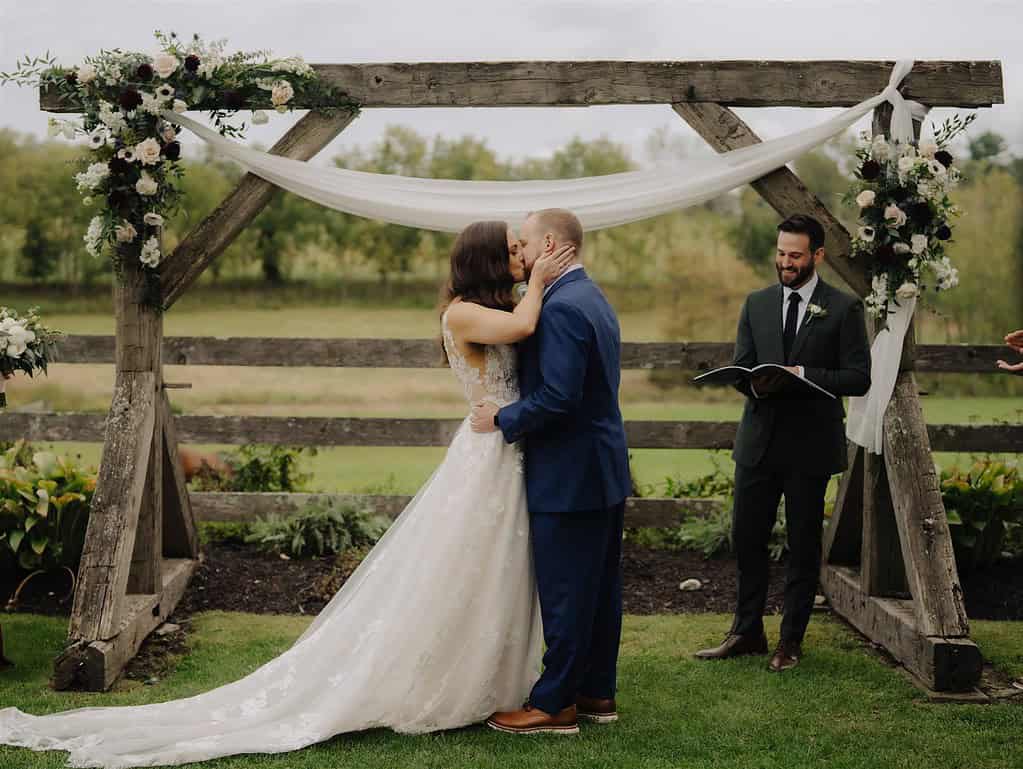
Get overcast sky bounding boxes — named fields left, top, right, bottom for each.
left=1, top=0, right=1020, bottom=168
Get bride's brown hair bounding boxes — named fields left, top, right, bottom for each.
left=439, top=220, right=516, bottom=365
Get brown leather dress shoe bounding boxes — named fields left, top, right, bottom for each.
left=768, top=640, right=802, bottom=672
left=576, top=694, right=618, bottom=723
left=486, top=704, right=579, bottom=735
left=693, top=631, right=769, bottom=660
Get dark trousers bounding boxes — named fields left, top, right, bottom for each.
left=731, top=461, right=831, bottom=644
left=528, top=502, right=625, bottom=715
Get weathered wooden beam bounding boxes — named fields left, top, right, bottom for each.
left=861, top=452, right=909, bottom=597
left=52, top=335, right=1012, bottom=373
left=674, top=102, right=869, bottom=298
left=821, top=565, right=981, bottom=692
left=822, top=442, right=864, bottom=567
left=158, top=109, right=358, bottom=310
left=68, top=373, right=156, bottom=641
left=40, top=60, right=1004, bottom=111
left=53, top=558, right=195, bottom=691
left=159, top=391, right=199, bottom=559
left=884, top=374, right=971, bottom=637
left=188, top=491, right=723, bottom=527
left=3, top=412, right=1020, bottom=453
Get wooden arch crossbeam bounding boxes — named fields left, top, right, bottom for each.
left=38, top=60, right=1003, bottom=691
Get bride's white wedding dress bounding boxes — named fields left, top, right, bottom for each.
left=0, top=311, right=542, bottom=768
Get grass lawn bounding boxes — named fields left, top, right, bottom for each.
left=1, top=611, right=1020, bottom=769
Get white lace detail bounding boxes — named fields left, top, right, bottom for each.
left=441, top=308, right=519, bottom=409
left=0, top=314, right=541, bottom=767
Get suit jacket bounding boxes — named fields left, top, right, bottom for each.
left=732, top=276, right=871, bottom=475
left=497, top=268, right=631, bottom=513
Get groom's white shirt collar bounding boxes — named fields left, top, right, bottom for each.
left=543, top=263, right=584, bottom=297
left=781, top=270, right=819, bottom=330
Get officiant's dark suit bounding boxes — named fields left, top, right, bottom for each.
left=698, top=215, right=870, bottom=671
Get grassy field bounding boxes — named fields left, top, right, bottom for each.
left=1, top=611, right=1021, bottom=769
left=6, top=305, right=1020, bottom=496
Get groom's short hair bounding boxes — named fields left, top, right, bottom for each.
left=527, top=208, right=584, bottom=252
left=777, top=214, right=825, bottom=253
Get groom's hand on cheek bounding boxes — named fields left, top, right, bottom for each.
left=470, top=401, right=500, bottom=433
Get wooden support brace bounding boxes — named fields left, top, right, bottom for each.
left=822, top=442, right=864, bottom=567
left=159, top=109, right=358, bottom=309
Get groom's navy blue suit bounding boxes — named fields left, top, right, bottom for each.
left=497, top=267, right=631, bottom=715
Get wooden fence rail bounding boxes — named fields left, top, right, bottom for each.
left=53, top=335, right=1012, bottom=373
left=2, top=413, right=1019, bottom=453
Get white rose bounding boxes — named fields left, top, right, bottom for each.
left=252, top=110, right=269, bottom=125
left=140, top=236, right=162, bottom=268
left=871, top=136, right=890, bottom=161
left=135, top=137, right=163, bottom=166
left=135, top=172, right=159, bottom=196
left=153, top=53, right=179, bottom=79
left=893, top=242, right=911, bottom=255
left=856, top=190, right=876, bottom=208
left=143, top=212, right=164, bottom=227
left=76, top=63, right=96, bottom=84
left=114, top=221, right=137, bottom=243
left=161, top=124, right=177, bottom=142
left=856, top=226, right=875, bottom=243
left=895, top=282, right=918, bottom=300
left=884, top=204, right=907, bottom=227
left=270, top=80, right=294, bottom=107
left=897, top=156, right=915, bottom=174
left=910, top=233, right=928, bottom=254
left=919, top=141, right=938, bottom=159
left=172, top=99, right=188, bottom=114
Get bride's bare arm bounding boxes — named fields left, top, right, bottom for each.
left=445, top=245, right=575, bottom=345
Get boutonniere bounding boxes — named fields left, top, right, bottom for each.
left=805, top=303, right=828, bottom=324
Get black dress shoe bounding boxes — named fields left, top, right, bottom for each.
left=768, top=640, right=802, bottom=672
left=693, top=631, right=769, bottom=660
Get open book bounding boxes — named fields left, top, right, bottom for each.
left=693, top=363, right=836, bottom=399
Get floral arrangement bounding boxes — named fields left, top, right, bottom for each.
left=0, top=307, right=63, bottom=408
left=1, top=31, right=359, bottom=300
left=845, top=114, right=975, bottom=319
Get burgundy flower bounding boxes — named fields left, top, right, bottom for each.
left=908, top=202, right=933, bottom=225
left=875, top=243, right=897, bottom=264
left=860, top=159, right=881, bottom=181
left=136, top=63, right=154, bottom=81
left=108, top=189, right=129, bottom=210
left=119, top=88, right=143, bottom=110
left=935, top=224, right=952, bottom=241
left=934, top=150, right=954, bottom=168
left=184, top=55, right=200, bottom=73
left=222, top=90, right=246, bottom=110
left=162, top=141, right=181, bottom=161
left=108, top=157, right=131, bottom=176
left=65, top=71, right=78, bottom=85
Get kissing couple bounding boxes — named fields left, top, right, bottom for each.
left=0, top=208, right=633, bottom=767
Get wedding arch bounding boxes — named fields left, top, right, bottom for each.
left=29, top=58, right=1006, bottom=692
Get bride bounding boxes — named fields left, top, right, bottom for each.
left=0, top=221, right=575, bottom=768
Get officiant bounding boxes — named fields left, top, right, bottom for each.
left=694, top=214, right=871, bottom=672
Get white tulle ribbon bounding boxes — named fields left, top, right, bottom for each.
left=163, top=61, right=921, bottom=234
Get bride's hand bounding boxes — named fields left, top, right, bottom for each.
left=530, top=244, right=576, bottom=286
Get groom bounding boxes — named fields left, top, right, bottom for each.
left=470, top=208, right=631, bottom=735
left=695, top=214, right=871, bottom=671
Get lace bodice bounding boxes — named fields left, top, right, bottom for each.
left=442, top=309, right=519, bottom=408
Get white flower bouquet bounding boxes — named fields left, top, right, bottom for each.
left=845, top=114, right=975, bottom=319
left=0, top=307, right=63, bottom=408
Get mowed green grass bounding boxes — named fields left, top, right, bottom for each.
left=1, top=611, right=1021, bottom=769
left=7, top=305, right=1020, bottom=495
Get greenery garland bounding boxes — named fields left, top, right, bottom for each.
left=1, top=31, right=360, bottom=305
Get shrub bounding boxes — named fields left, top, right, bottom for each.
left=190, top=444, right=314, bottom=493
left=0, top=440, right=95, bottom=573
left=244, top=500, right=390, bottom=559
left=941, top=459, right=1023, bottom=572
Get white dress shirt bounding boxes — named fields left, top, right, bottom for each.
left=782, top=270, right=819, bottom=334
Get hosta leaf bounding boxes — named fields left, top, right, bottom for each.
left=30, top=531, right=49, bottom=555
left=8, top=528, right=24, bottom=552
left=24, top=514, right=39, bottom=532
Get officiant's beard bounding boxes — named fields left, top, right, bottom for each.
left=776, top=262, right=816, bottom=289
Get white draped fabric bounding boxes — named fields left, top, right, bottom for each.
left=164, top=62, right=924, bottom=451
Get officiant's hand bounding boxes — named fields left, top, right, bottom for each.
left=470, top=401, right=500, bottom=433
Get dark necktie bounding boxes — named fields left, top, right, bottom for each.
left=783, top=292, right=802, bottom=363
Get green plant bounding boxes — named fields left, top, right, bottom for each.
left=0, top=440, right=95, bottom=572
left=190, top=444, right=314, bottom=493
left=663, top=462, right=735, bottom=500
left=245, top=500, right=390, bottom=559
left=941, top=458, right=1023, bottom=572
